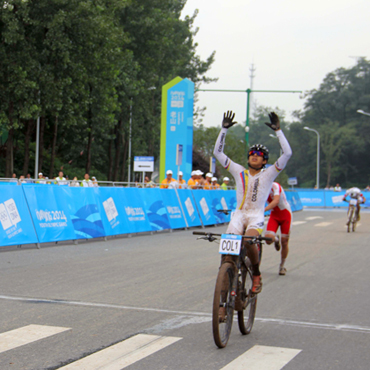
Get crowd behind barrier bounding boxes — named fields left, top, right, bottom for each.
left=0, top=184, right=302, bottom=248
left=296, top=188, right=370, bottom=208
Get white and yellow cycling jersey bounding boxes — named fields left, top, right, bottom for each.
left=213, top=128, right=292, bottom=234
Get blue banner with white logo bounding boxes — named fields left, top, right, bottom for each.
left=23, top=185, right=77, bottom=243
left=59, top=187, right=106, bottom=239
left=0, top=186, right=39, bottom=247
left=176, top=189, right=202, bottom=227
left=191, top=190, right=217, bottom=226
left=296, top=190, right=325, bottom=207
left=160, top=189, right=187, bottom=229
left=207, top=191, right=231, bottom=224
left=285, top=190, right=303, bottom=212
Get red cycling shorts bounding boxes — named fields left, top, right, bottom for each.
left=266, top=209, right=292, bottom=237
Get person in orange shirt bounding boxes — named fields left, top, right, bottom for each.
left=187, top=171, right=199, bottom=189
left=211, top=177, right=220, bottom=190
left=203, top=173, right=213, bottom=190
left=196, top=170, right=206, bottom=189
left=160, top=170, right=177, bottom=189
left=177, top=171, right=187, bottom=189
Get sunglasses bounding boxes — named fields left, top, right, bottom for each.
left=249, top=150, right=264, bottom=157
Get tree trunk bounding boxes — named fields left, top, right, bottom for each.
left=38, top=116, right=46, bottom=173
left=107, top=131, right=113, bottom=181
left=113, top=120, right=122, bottom=181
left=22, top=119, right=35, bottom=176
left=5, top=101, right=14, bottom=178
left=120, top=135, right=129, bottom=182
left=86, top=112, right=93, bottom=175
left=49, top=116, right=58, bottom=179
left=326, top=162, right=331, bottom=188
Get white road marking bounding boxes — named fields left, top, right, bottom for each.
left=0, top=295, right=370, bottom=334
left=220, top=345, right=301, bottom=370
left=292, top=221, right=306, bottom=226
left=0, top=325, right=70, bottom=354
left=314, top=222, right=333, bottom=227
left=305, top=216, right=323, bottom=220
left=58, top=334, right=181, bottom=370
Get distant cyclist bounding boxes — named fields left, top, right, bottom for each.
left=264, top=182, right=292, bottom=276
left=343, top=187, right=366, bottom=221
left=213, top=111, right=292, bottom=294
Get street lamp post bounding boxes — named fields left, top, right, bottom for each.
left=357, top=109, right=370, bottom=117
left=197, top=88, right=302, bottom=147
left=303, top=126, right=320, bottom=189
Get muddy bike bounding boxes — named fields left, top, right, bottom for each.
left=344, top=199, right=358, bottom=232
left=193, top=231, right=271, bottom=348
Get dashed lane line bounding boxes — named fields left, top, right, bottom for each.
left=314, top=222, right=333, bottom=227
left=0, top=324, right=70, bottom=354
left=305, top=216, right=323, bottom=220
left=292, top=221, right=306, bottom=226
left=220, top=345, right=301, bottom=370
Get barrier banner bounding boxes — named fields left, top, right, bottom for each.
left=285, top=190, right=303, bottom=212
left=207, top=191, right=231, bottom=224
left=0, top=186, right=38, bottom=247
left=176, top=189, right=202, bottom=227
left=324, top=191, right=347, bottom=208
left=139, top=188, right=171, bottom=231
left=296, top=190, right=325, bottom=207
left=160, top=189, right=187, bottom=229
left=191, top=190, right=217, bottom=226
left=59, top=187, right=106, bottom=239
left=118, top=188, right=152, bottom=233
left=93, top=187, right=131, bottom=236
left=23, top=185, right=77, bottom=243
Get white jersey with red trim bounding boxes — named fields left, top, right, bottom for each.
left=344, top=187, right=363, bottom=200
left=213, top=128, right=292, bottom=221
left=267, top=182, right=292, bottom=213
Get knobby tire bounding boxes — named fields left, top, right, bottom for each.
left=212, top=262, right=235, bottom=348
left=347, top=207, right=354, bottom=233
left=237, top=263, right=257, bottom=335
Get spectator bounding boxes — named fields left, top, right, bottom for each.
left=36, top=172, right=46, bottom=184
left=144, top=176, right=156, bottom=188
left=211, top=177, right=220, bottom=190
left=203, top=173, right=213, bottom=190
left=25, top=173, right=33, bottom=183
left=187, top=171, right=199, bottom=189
left=10, top=173, right=17, bottom=183
left=220, top=177, right=230, bottom=190
left=366, top=185, right=370, bottom=191
left=160, top=170, right=177, bottom=189
left=70, top=176, right=80, bottom=187
left=19, top=175, right=26, bottom=184
left=177, top=171, right=187, bottom=189
left=196, top=170, right=205, bottom=189
left=56, top=171, right=68, bottom=185
left=334, top=183, right=342, bottom=191
left=92, top=176, right=98, bottom=187
left=81, top=173, right=93, bottom=187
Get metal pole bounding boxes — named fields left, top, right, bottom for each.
left=317, top=131, right=320, bottom=189
left=35, top=116, right=40, bottom=177
left=245, top=89, right=251, bottom=147
left=128, top=98, right=132, bottom=186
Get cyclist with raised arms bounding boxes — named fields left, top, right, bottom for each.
left=213, top=111, right=292, bottom=294
left=343, top=187, right=366, bottom=222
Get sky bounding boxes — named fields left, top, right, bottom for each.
left=181, top=0, right=370, bottom=127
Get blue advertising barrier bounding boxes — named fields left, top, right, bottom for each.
left=207, top=191, right=232, bottom=224
left=175, top=189, right=202, bottom=227
left=191, top=190, right=217, bottom=226
left=160, top=189, right=187, bottom=229
left=23, top=185, right=77, bottom=243
left=296, top=190, right=325, bottom=207
left=285, top=190, right=303, bottom=212
left=0, top=186, right=39, bottom=247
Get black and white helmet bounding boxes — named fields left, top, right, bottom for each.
left=248, top=144, right=269, bottom=161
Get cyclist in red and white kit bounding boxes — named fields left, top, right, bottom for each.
left=265, top=182, right=292, bottom=276
left=213, top=111, right=292, bottom=294
left=343, top=187, right=366, bottom=222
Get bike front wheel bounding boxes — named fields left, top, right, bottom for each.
left=212, top=262, right=235, bottom=348
left=347, top=207, right=354, bottom=233
left=238, top=264, right=257, bottom=335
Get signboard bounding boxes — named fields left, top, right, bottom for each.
left=288, top=177, right=298, bottom=186
left=134, top=156, right=154, bottom=172
left=176, top=144, right=183, bottom=166
left=210, top=157, right=216, bottom=173
left=160, top=77, right=194, bottom=182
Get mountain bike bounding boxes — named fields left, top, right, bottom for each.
left=193, top=231, right=271, bottom=348
left=344, top=199, right=358, bottom=232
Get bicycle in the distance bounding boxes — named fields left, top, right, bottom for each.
left=193, top=230, right=271, bottom=348
left=344, top=199, right=358, bottom=232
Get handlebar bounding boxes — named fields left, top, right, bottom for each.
left=217, top=209, right=233, bottom=215
left=193, top=231, right=272, bottom=243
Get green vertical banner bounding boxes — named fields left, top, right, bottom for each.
left=160, top=77, right=194, bottom=182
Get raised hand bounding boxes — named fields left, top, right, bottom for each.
left=222, top=111, right=237, bottom=129
left=264, top=112, right=280, bottom=131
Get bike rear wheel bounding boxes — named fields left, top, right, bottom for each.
left=238, top=263, right=257, bottom=335
left=347, top=207, right=354, bottom=233
left=212, top=262, right=235, bottom=348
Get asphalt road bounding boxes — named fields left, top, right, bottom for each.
left=0, top=209, right=369, bottom=370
